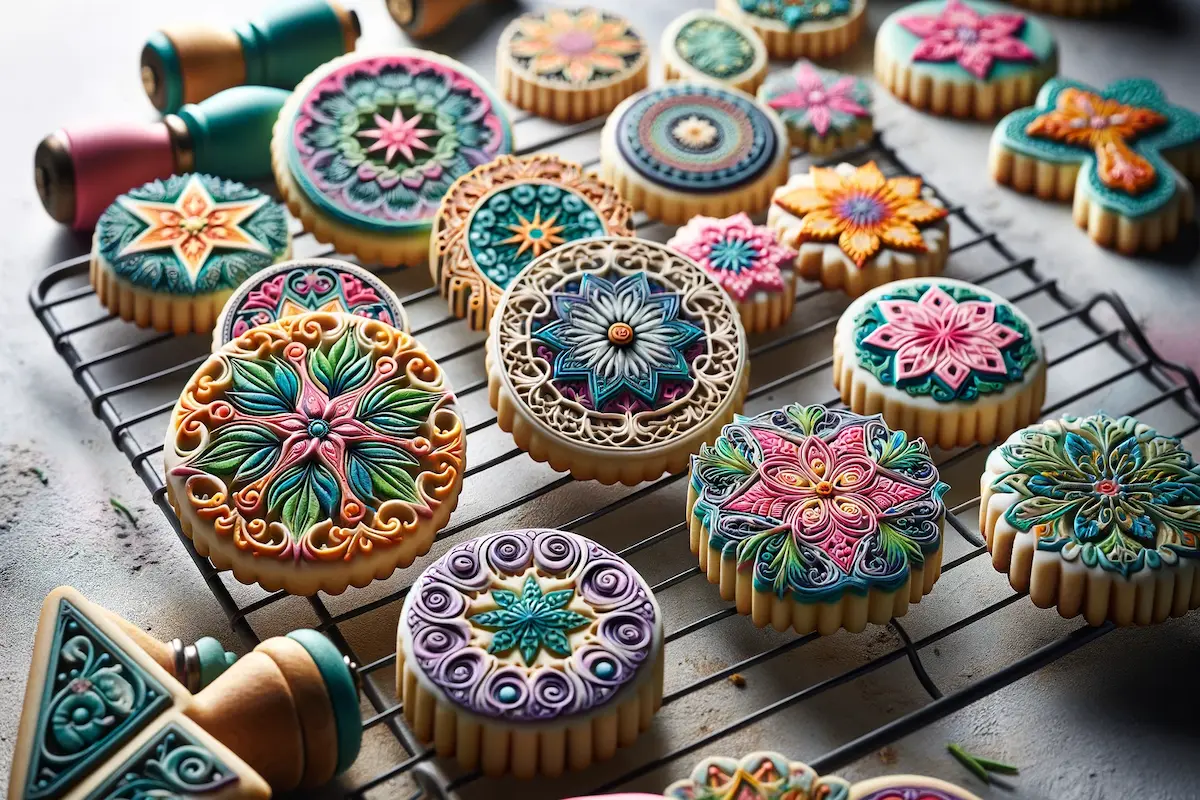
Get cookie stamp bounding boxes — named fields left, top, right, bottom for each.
left=715, top=0, right=867, bottom=60
left=758, top=60, right=873, bottom=156
left=660, top=10, right=768, bottom=94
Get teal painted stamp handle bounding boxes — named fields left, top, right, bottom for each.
left=179, top=85, right=291, bottom=182
left=238, top=0, right=357, bottom=90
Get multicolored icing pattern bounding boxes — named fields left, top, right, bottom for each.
left=285, top=52, right=512, bottom=233
left=773, top=162, right=947, bottom=266
left=852, top=282, right=1039, bottom=403
left=217, top=260, right=407, bottom=346
left=691, top=405, right=947, bottom=603
left=896, top=0, right=1036, bottom=80
left=96, top=174, right=288, bottom=295
left=667, top=213, right=795, bottom=303
left=858, top=784, right=972, bottom=800
left=493, top=238, right=744, bottom=451
left=83, top=723, right=237, bottom=799
left=23, top=599, right=170, bottom=800
left=167, top=313, right=464, bottom=562
left=995, top=79, right=1200, bottom=217
left=759, top=61, right=871, bottom=138
left=614, top=84, right=781, bottom=193
left=673, top=15, right=758, bottom=80
left=737, top=0, right=854, bottom=29
left=402, top=528, right=661, bottom=721
left=987, top=414, right=1200, bottom=577
left=505, top=8, right=646, bottom=86
left=663, top=751, right=850, bottom=800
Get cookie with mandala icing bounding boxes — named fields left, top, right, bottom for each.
left=767, top=162, right=950, bottom=298
left=272, top=50, right=512, bottom=267
left=213, top=258, right=408, bottom=351
left=397, top=528, right=664, bottom=778
left=164, top=312, right=465, bottom=595
left=990, top=78, right=1200, bottom=255
left=688, top=404, right=948, bottom=635
left=876, top=0, right=1058, bottom=121
left=487, top=237, right=749, bottom=485
left=600, top=83, right=789, bottom=225
left=716, top=0, right=866, bottom=60
left=91, top=173, right=291, bottom=335
left=758, top=60, right=873, bottom=156
left=833, top=278, right=1046, bottom=449
left=667, top=213, right=797, bottom=334
left=431, top=154, right=634, bottom=331
left=981, top=413, right=1200, bottom=626
left=497, top=7, right=648, bottom=122
left=660, top=10, right=768, bottom=94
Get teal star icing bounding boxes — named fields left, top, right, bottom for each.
left=470, top=576, right=593, bottom=665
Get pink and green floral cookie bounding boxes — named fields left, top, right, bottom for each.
left=758, top=60, right=873, bottom=156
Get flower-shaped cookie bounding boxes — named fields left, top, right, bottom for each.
left=758, top=60, right=873, bottom=154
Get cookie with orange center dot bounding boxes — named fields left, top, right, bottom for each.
left=430, top=154, right=634, bottom=331
left=767, top=161, right=950, bottom=298
left=496, top=7, right=649, bottom=122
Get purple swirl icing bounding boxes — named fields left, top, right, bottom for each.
left=402, top=528, right=661, bottom=722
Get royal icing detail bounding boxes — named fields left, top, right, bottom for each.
left=667, top=213, right=795, bottom=303
left=773, top=162, right=947, bottom=266
left=853, top=282, right=1039, bottom=402
left=987, top=414, right=1200, bottom=576
left=897, top=0, right=1035, bottom=80
left=614, top=84, right=781, bottom=193
left=167, top=313, right=464, bottom=562
left=402, top=528, right=661, bottom=721
left=493, top=238, right=744, bottom=450
left=672, top=14, right=758, bottom=81
left=285, top=52, right=512, bottom=232
left=691, top=405, right=947, bottom=602
left=759, top=61, right=871, bottom=139
left=96, top=174, right=288, bottom=295
left=664, top=752, right=850, bottom=800
left=738, top=0, right=853, bottom=29
left=217, top=260, right=407, bottom=346
left=84, top=723, right=237, bottom=798
left=505, top=8, right=645, bottom=86
left=858, top=784, right=974, bottom=800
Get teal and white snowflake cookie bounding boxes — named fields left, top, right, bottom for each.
left=660, top=10, right=768, bottom=94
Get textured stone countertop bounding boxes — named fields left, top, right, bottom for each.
left=1, top=1, right=1198, bottom=798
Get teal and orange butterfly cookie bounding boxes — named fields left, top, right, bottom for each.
left=990, top=78, right=1200, bottom=254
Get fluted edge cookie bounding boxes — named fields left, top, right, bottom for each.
left=715, top=0, right=867, bottom=60
left=660, top=10, right=768, bottom=94
left=758, top=60, right=874, bottom=156
left=1008, top=0, right=1130, bottom=14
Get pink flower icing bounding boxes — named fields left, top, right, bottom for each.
left=898, top=0, right=1035, bottom=81
left=764, top=62, right=869, bottom=137
left=666, top=213, right=795, bottom=303
left=860, top=284, right=1024, bottom=392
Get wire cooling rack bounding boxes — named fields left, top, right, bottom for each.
left=29, top=110, right=1200, bottom=798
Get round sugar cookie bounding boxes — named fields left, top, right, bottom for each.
left=91, top=173, right=291, bottom=335
left=875, top=0, right=1058, bottom=121
left=981, top=413, right=1200, bottom=626
left=272, top=50, right=512, bottom=267
left=666, top=213, right=797, bottom=334
left=660, top=10, right=768, bottom=94
left=165, top=312, right=465, bottom=595
left=1008, top=0, right=1130, bottom=15
left=767, top=161, right=950, bottom=298
left=715, top=0, right=867, bottom=60
left=496, top=7, right=648, bottom=122
left=213, top=258, right=408, bottom=350
left=487, top=237, right=749, bottom=485
left=431, top=154, right=634, bottom=331
left=397, top=527, right=664, bottom=778
left=833, top=278, right=1047, bottom=449
left=600, top=83, right=789, bottom=224
left=688, top=404, right=948, bottom=635
left=758, top=60, right=873, bottom=156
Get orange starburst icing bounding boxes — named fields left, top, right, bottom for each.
left=498, top=208, right=567, bottom=259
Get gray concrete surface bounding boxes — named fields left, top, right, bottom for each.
left=2, top=1, right=1200, bottom=799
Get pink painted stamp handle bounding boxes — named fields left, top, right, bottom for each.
left=64, top=124, right=175, bottom=229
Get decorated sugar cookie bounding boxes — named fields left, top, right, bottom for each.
left=431, top=154, right=634, bottom=331
left=848, top=776, right=983, bottom=800
left=397, top=528, right=664, bottom=778
left=497, top=7, right=648, bottom=122
left=91, top=173, right=290, bottom=335
left=758, top=60, right=873, bottom=156
left=876, top=0, right=1058, bottom=120
left=488, top=238, right=748, bottom=485
left=834, top=278, right=1046, bottom=448
left=981, top=413, right=1200, bottom=626
left=272, top=50, right=512, bottom=267
left=660, top=10, right=769, bottom=94
left=600, top=83, right=789, bottom=224
left=165, top=312, right=465, bottom=595
left=990, top=78, right=1200, bottom=254
left=1008, top=0, right=1130, bottom=15
left=688, top=404, right=948, bottom=635
left=667, top=213, right=797, bottom=334
left=767, top=162, right=950, bottom=297
left=213, top=258, right=408, bottom=350
left=715, top=0, right=867, bottom=60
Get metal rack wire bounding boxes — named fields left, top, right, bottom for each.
left=29, top=116, right=1200, bottom=799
